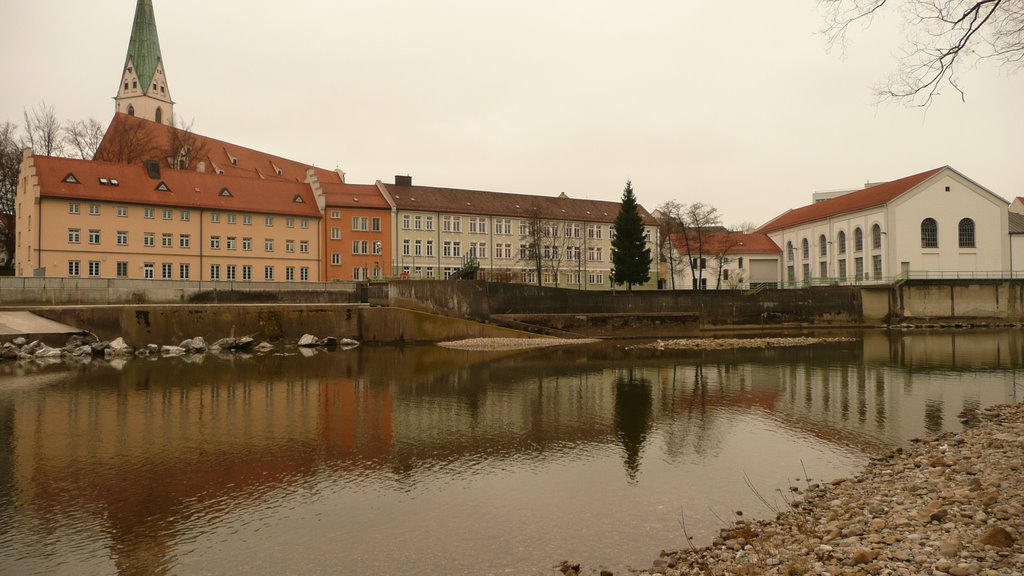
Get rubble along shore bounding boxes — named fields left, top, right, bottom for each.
left=618, top=402, right=1024, bottom=576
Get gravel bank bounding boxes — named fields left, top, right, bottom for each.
left=622, top=402, right=1024, bottom=576
left=630, top=337, right=857, bottom=351
left=437, top=338, right=600, bottom=351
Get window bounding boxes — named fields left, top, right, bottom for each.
left=425, top=241, right=434, bottom=256
left=497, top=219, right=512, bottom=235
left=161, top=263, right=173, bottom=280
left=787, top=265, right=795, bottom=283
left=242, top=265, right=252, bottom=281
left=89, top=204, right=100, bottom=215
left=855, top=257, right=864, bottom=280
left=69, top=202, right=80, bottom=214
left=68, top=228, right=80, bottom=243
left=227, top=265, right=237, bottom=281
left=443, top=241, right=452, bottom=257
left=287, top=217, right=295, bottom=228
left=854, top=227, right=863, bottom=252
left=331, top=253, right=341, bottom=265
left=144, top=208, right=154, bottom=219
left=179, top=234, right=190, bottom=248
left=786, top=241, right=795, bottom=261
left=801, top=238, right=809, bottom=260
left=872, top=224, right=882, bottom=250
left=210, top=264, right=221, bottom=280
left=802, top=263, right=810, bottom=280
left=331, top=227, right=341, bottom=240
left=958, top=218, right=975, bottom=248
left=352, top=217, right=369, bottom=231
left=921, top=218, right=938, bottom=248
left=838, top=259, right=847, bottom=281
left=265, top=216, right=274, bottom=227
left=144, top=263, right=155, bottom=279
left=352, top=240, right=369, bottom=255
left=180, top=210, right=190, bottom=221
left=117, top=231, right=128, bottom=246
left=443, top=215, right=461, bottom=232
left=113, top=261, right=127, bottom=278
left=88, top=261, right=101, bottom=278
left=402, top=239, right=410, bottom=256
left=143, top=233, right=155, bottom=247
left=117, top=206, right=128, bottom=217
left=738, top=257, right=744, bottom=269
left=264, top=266, right=274, bottom=281
left=161, top=233, right=172, bottom=248
left=414, top=215, right=422, bottom=230
left=285, top=240, right=295, bottom=253
left=179, top=263, right=190, bottom=280
left=210, top=236, right=221, bottom=249
left=68, top=260, right=80, bottom=277
left=565, top=246, right=579, bottom=261
left=242, top=237, right=252, bottom=251
left=331, top=210, right=341, bottom=219
left=211, top=212, right=221, bottom=223
left=426, top=216, right=434, bottom=230
left=819, top=235, right=827, bottom=258
left=300, top=241, right=309, bottom=254
left=873, top=255, right=882, bottom=278
left=243, top=215, right=252, bottom=225
left=300, top=267, right=310, bottom=281
left=588, top=246, right=603, bottom=262
left=163, top=209, right=173, bottom=220
left=226, top=237, right=236, bottom=250
left=88, top=229, right=100, bottom=244
left=371, top=217, right=381, bottom=232
left=227, top=214, right=237, bottom=224
left=402, top=215, right=411, bottom=230
left=589, top=272, right=604, bottom=285
left=819, top=261, right=828, bottom=278
left=265, top=239, right=274, bottom=252
left=414, top=240, right=422, bottom=256
left=286, top=267, right=295, bottom=281
left=837, top=230, right=847, bottom=255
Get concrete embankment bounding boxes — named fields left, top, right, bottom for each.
left=624, top=403, right=1024, bottom=576
left=25, top=304, right=537, bottom=344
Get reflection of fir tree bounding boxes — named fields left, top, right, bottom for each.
left=614, top=369, right=653, bottom=483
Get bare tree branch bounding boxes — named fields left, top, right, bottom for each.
left=64, top=118, right=105, bottom=160
left=21, top=101, right=66, bottom=156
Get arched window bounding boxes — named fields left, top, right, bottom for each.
left=871, top=224, right=882, bottom=250
left=786, top=241, right=795, bottom=261
left=127, top=104, right=135, bottom=116
left=819, top=234, right=827, bottom=257
left=155, top=107, right=163, bottom=124
left=958, top=218, right=975, bottom=248
left=801, top=238, right=809, bottom=260
left=837, top=231, right=846, bottom=255
left=921, top=218, right=938, bottom=248
left=854, top=228, right=863, bottom=252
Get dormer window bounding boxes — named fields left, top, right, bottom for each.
left=293, top=195, right=305, bottom=203
left=62, top=173, right=80, bottom=184
left=110, top=179, right=119, bottom=186
left=99, top=178, right=109, bottom=186
left=231, top=158, right=238, bottom=166
left=220, top=188, right=233, bottom=197
left=155, top=182, right=170, bottom=192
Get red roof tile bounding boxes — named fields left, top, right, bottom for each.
left=759, top=167, right=946, bottom=233
left=381, top=183, right=656, bottom=225
left=322, top=183, right=392, bottom=210
left=32, top=155, right=322, bottom=217
left=670, top=231, right=780, bottom=254
left=96, top=113, right=343, bottom=185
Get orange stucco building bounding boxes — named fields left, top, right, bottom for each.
left=322, top=183, right=393, bottom=281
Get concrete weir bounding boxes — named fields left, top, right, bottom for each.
left=0, top=311, right=85, bottom=341
left=26, top=304, right=536, bottom=345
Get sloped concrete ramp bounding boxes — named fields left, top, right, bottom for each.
left=0, top=311, right=83, bottom=337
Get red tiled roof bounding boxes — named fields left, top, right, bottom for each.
left=758, top=167, right=946, bottom=233
left=670, top=231, right=780, bottom=254
left=322, top=183, right=391, bottom=210
left=97, top=113, right=343, bottom=185
left=32, top=155, right=322, bottom=217
left=381, top=183, right=657, bottom=225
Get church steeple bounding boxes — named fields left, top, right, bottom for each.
left=114, top=0, right=174, bottom=125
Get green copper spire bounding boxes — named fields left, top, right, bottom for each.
left=124, top=0, right=164, bottom=95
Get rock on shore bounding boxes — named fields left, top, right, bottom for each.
left=630, top=403, right=1024, bottom=576
left=631, top=337, right=856, bottom=351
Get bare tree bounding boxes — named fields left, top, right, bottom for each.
left=22, top=101, right=65, bottom=156
left=64, top=118, right=106, bottom=160
left=520, top=210, right=546, bottom=286
left=656, top=201, right=686, bottom=290
left=0, top=122, right=19, bottom=267
left=678, top=202, right=722, bottom=290
left=709, top=232, right=743, bottom=290
left=165, top=115, right=209, bottom=170
left=821, top=0, right=1024, bottom=105
left=94, top=116, right=162, bottom=165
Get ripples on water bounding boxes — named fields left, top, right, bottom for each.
left=1, top=330, right=1022, bottom=575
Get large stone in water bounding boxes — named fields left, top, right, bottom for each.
left=297, top=334, right=319, bottom=347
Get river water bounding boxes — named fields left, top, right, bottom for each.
left=0, top=331, right=1021, bottom=575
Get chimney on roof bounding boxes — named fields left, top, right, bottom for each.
left=395, top=175, right=412, bottom=186
left=143, top=159, right=161, bottom=179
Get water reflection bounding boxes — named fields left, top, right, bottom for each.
left=0, top=330, right=1021, bottom=575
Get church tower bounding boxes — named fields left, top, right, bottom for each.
left=114, top=0, right=174, bottom=125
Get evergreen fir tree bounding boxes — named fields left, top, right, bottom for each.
left=611, top=180, right=652, bottom=290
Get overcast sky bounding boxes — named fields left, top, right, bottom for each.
left=2, top=0, right=1022, bottom=226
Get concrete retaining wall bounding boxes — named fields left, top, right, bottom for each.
left=895, top=280, right=1024, bottom=322
left=0, top=277, right=362, bottom=305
